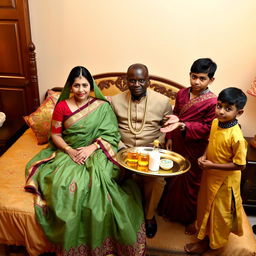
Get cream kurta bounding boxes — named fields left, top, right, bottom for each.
left=111, top=89, right=172, bottom=148
left=197, top=118, right=247, bottom=249
left=111, top=88, right=172, bottom=219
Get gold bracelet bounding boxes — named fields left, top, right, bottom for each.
left=180, top=122, right=186, bottom=131
left=64, top=145, right=71, bottom=151
left=93, top=142, right=100, bottom=149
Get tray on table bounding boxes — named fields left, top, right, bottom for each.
left=116, top=147, right=191, bottom=177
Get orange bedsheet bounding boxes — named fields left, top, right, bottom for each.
left=0, top=129, right=256, bottom=256
left=0, top=129, right=54, bottom=255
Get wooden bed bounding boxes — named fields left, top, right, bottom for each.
left=0, top=73, right=255, bottom=256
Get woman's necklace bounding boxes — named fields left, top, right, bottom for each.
left=128, top=94, right=148, bottom=135
left=74, top=97, right=90, bottom=111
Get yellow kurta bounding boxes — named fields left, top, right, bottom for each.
left=197, top=118, right=247, bottom=249
left=111, top=89, right=172, bottom=148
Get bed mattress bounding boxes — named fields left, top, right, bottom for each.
left=0, top=128, right=54, bottom=255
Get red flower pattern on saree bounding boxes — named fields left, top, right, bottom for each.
left=69, top=180, right=78, bottom=193
left=62, top=223, right=146, bottom=256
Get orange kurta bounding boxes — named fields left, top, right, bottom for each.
left=197, top=119, right=247, bottom=249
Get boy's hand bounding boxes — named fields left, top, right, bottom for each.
left=161, top=115, right=179, bottom=133
left=198, top=159, right=213, bottom=169
left=198, top=155, right=206, bottom=163
left=161, top=122, right=181, bottom=133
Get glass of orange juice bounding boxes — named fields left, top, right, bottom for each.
left=127, top=151, right=138, bottom=168
left=138, top=153, right=149, bottom=167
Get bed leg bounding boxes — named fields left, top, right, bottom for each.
left=4, top=245, right=10, bottom=256
left=4, top=245, right=28, bottom=256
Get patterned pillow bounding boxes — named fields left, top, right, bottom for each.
left=23, top=90, right=60, bottom=145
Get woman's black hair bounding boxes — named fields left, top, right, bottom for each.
left=67, top=66, right=94, bottom=90
left=218, top=87, right=247, bottom=110
left=190, top=58, right=217, bottom=79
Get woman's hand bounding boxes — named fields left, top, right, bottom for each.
left=75, top=144, right=98, bottom=165
left=65, top=147, right=80, bottom=163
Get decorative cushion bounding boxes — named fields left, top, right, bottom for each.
left=23, top=90, right=60, bottom=145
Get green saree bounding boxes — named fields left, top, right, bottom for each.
left=25, top=98, right=146, bottom=256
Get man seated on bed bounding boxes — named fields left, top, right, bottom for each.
left=111, top=63, right=173, bottom=238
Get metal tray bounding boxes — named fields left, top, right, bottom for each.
left=116, top=147, right=191, bottom=177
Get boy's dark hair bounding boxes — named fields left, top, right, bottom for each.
left=218, top=87, right=247, bottom=110
left=190, top=58, right=217, bottom=78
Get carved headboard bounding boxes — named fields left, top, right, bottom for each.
left=94, top=72, right=184, bottom=105
left=52, top=72, right=185, bottom=105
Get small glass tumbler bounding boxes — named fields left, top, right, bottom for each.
left=127, top=152, right=138, bottom=168
left=138, top=153, right=149, bottom=166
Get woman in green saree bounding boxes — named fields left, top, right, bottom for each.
left=25, top=66, right=146, bottom=256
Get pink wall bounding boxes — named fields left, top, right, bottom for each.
left=28, top=0, right=256, bottom=136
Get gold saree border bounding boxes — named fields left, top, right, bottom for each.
left=96, top=137, right=120, bottom=167
left=62, top=223, right=146, bottom=256
left=65, top=99, right=105, bottom=129
left=25, top=152, right=56, bottom=198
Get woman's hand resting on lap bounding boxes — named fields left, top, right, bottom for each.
left=66, top=144, right=97, bottom=165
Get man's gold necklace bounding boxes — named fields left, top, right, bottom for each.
left=128, top=94, right=148, bottom=135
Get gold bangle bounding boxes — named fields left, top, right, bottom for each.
left=93, top=142, right=100, bottom=149
left=64, top=145, right=71, bottom=151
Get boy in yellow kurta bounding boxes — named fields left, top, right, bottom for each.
left=185, top=87, right=248, bottom=255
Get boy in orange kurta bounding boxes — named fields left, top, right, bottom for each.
left=185, top=87, right=248, bottom=255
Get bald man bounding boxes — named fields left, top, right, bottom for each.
left=111, top=63, right=172, bottom=238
